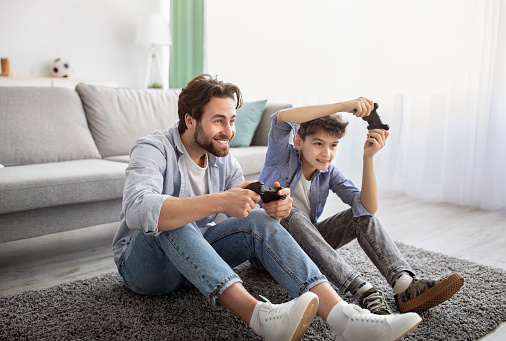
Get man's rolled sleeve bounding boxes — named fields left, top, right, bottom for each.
left=122, top=132, right=178, bottom=234
left=124, top=193, right=171, bottom=235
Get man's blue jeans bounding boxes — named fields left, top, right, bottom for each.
left=119, top=209, right=327, bottom=305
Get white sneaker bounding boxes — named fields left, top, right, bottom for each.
left=333, top=304, right=421, bottom=341
left=257, top=292, right=319, bottom=341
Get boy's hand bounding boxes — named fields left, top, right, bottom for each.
left=364, top=129, right=389, bottom=158
left=220, top=181, right=261, bottom=218
left=341, top=97, right=375, bottom=117
left=262, top=182, right=293, bottom=222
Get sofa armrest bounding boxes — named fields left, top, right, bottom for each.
left=250, top=103, right=292, bottom=146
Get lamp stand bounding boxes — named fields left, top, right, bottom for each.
left=143, top=48, right=165, bottom=88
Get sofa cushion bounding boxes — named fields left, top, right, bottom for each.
left=229, top=146, right=268, bottom=178
left=104, top=155, right=130, bottom=163
left=76, top=83, right=181, bottom=158
left=0, top=159, right=127, bottom=214
left=251, top=103, right=292, bottom=146
left=0, top=87, right=101, bottom=166
left=230, top=100, right=267, bottom=148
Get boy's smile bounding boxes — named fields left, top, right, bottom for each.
left=294, top=131, right=339, bottom=180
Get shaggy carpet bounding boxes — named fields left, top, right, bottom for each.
left=1, top=241, right=505, bottom=340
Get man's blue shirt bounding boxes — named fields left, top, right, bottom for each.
left=258, top=111, right=371, bottom=224
left=112, top=122, right=244, bottom=267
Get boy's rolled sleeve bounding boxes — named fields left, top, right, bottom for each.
left=329, top=168, right=372, bottom=218
left=350, top=192, right=372, bottom=217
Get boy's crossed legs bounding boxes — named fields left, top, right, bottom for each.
left=272, top=208, right=463, bottom=315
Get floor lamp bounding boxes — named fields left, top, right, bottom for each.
left=135, top=14, right=172, bottom=89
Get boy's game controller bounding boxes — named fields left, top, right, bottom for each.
left=246, top=181, right=286, bottom=203
left=358, top=103, right=390, bottom=131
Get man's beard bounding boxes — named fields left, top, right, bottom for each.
left=194, top=122, right=233, bottom=157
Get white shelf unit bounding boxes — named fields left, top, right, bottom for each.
left=0, top=77, right=118, bottom=88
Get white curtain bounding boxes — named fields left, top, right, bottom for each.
left=206, top=0, right=506, bottom=210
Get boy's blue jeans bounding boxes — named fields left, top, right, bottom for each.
left=277, top=208, right=415, bottom=294
left=119, top=209, right=327, bottom=305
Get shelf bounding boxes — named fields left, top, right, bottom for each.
left=0, top=77, right=118, bottom=88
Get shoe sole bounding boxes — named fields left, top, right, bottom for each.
left=284, top=293, right=319, bottom=341
left=375, top=313, right=422, bottom=341
left=398, top=273, right=464, bottom=313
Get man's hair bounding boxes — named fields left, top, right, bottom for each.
left=297, top=114, right=349, bottom=141
left=177, top=74, right=243, bottom=133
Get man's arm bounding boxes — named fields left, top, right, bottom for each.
left=360, top=129, right=389, bottom=215
left=157, top=182, right=261, bottom=231
left=276, top=97, right=374, bottom=124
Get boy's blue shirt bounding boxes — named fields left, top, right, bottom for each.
left=258, top=111, right=371, bottom=224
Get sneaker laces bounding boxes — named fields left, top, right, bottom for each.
left=346, top=304, right=385, bottom=324
left=259, top=295, right=292, bottom=321
left=361, top=290, right=393, bottom=315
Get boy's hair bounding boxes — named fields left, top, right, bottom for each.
left=178, top=74, right=243, bottom=133
left=297, top=113, right=349, bottom=140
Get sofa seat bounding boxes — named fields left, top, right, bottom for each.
left=229, top=146, right=268, bottom=180
left=0, top=83, right=291, bottom=243
left=0, top=159, right=127, bottom=215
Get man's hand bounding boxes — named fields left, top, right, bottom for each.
left=261, top=182, right=293, bottom=222
left=364, top=128, right=389, bottom=159
left=219, top=181, right=261, bottom=218
left=341, top=97, right=374, bottom=117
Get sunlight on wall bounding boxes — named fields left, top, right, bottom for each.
left=206, top=0, right=506, bottom=210
left=206, top=0, right=464, bottom=103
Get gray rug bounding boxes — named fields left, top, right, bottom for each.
left=1, top=241, right=505, bottom=340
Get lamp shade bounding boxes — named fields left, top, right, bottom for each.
left=135, top=14, right=172, bottom=46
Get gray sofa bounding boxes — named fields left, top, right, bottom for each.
left=0, top=84, right=290, bottom=243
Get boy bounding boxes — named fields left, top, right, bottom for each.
left=257, top=97, right=463, bottom=314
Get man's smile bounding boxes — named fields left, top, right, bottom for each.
left=214, top=138, right=230, bottom=145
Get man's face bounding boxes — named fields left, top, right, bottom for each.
left=193, top=96, right=236, bottom=157
left=294, top=130, right=339, bottom=173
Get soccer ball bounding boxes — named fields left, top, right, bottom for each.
left=51, top=58, right=73, bottom=77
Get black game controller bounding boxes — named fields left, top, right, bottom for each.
left=359, top=103, right=390, bottom=131
left=246, top=181, right=286, bottom=203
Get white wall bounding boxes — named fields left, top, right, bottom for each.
left=206, top=0, right=464, bottom=105
left=0, top=0, right=169, bottom=88
left=206, top=0, right=506, bottom=210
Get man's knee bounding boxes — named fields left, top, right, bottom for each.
left=247, top=209, right=276, bottom=230
left=247, top=209, right=293, bottom=238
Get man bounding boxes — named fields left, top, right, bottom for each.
left=112, top=74, right=421, bottom=341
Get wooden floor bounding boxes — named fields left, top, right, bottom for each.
left=1, top=190, right=505, bottom=340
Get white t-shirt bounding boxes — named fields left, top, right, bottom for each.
left=181, top=144, right=210, bottom=234
left=291, top=174, right=312, bottom=218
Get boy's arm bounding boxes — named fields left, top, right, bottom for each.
left=360, top=129, right=389, bottom=215
left=276, top=97, right=374, bottom=124
left=361, top=155, right=378, bottom=215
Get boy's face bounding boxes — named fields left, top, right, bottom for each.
left=294, top=130, right=339, bottom=175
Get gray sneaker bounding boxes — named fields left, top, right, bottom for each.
left=359, top=288, right=394, bottom=315
left=395, top=273, right=464, bottom=313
